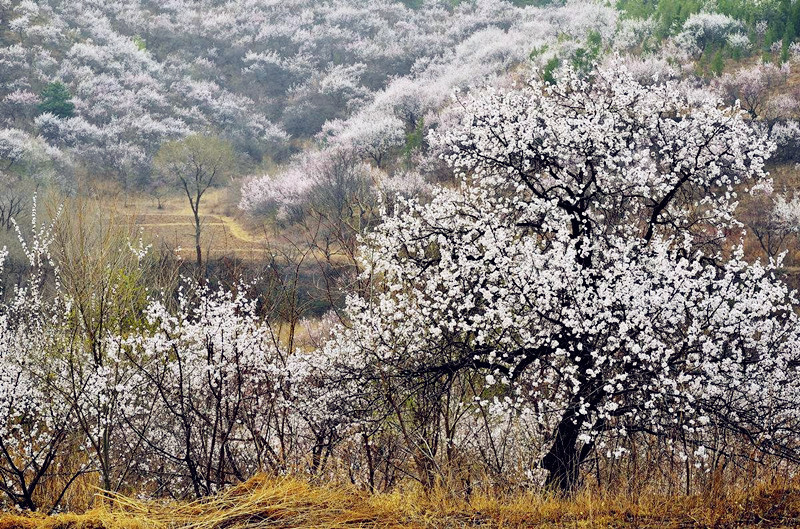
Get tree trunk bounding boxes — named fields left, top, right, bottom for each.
left=542, top=412, right=583, bottom=493
left=193, top=209, right=203, bottom=272
left=19, top=492, right=36, bottom=511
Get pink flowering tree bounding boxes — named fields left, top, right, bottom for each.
left=745, top=192, right=800, bottom=260
left=717, top=63, right=789, bottom=119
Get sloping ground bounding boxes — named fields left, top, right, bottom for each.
left=117, top=190, right=356, bottom=268
left=2, top=477, right=800, bottom=529
left=114, top=190, right=271, bottom=261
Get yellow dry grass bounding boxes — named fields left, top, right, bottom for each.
left=3, top=475, right=800, bottom=529
left=109, top=188, right=352, bottom=264
left=108, top=189, right=271, bottom=260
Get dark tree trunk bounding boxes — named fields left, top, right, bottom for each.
left=194, top=213, right=202, bottom=270
left=542, top=414, right=583, bottom=493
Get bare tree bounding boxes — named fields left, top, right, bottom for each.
left=154, top=135, right=235, bottom=271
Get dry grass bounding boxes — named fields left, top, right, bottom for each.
left=100, top=188, right=271, bottom=261
left=3, top=475, right=800, bottom=529
left=134, top=210, right=268, bottom=258
left=106, top=188, right=350, bottom=264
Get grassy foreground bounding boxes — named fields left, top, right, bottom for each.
left=1, top=477, right=800, bottom=529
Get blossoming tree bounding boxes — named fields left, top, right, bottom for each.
left=321, top=62, right=800, bottom=492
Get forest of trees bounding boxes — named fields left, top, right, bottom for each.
left=2, top=0, right=800, bottom=516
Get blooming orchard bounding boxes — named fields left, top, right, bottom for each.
left=0, top=0, right=619, bottom=205
left=3, top=0, right=800, bottom=512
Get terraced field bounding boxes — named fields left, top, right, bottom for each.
left=118, top=189, right=270, bottom=262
